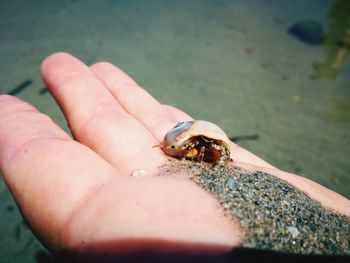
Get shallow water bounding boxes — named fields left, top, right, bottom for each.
left=0, top=0, right=349, bottom=261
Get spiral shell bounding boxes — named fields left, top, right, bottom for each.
left=161, top=120, right=232, bottom=165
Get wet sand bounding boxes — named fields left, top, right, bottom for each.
left=162, top=159, right=350, bottom=255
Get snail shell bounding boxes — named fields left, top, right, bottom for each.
left=161, top=120, right=232, bottom=165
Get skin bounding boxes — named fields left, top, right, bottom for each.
left=0, top=53, right=349, bottom=258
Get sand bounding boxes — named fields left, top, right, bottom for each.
left=162, top=159, right=350, bottom=255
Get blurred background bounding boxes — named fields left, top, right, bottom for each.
left=0, top=0, right=349, bottom=261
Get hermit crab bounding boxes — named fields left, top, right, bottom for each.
left=160, top=120, right=232, bottom=166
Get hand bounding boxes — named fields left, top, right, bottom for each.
left=0, top=53, right=349, bottom=257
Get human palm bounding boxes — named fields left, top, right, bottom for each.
left=0, top=53, right=349, bottom=257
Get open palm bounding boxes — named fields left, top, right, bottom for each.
left=0, top=53, right=349, bottom=257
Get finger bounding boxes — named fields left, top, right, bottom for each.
left=0, top=95, right=117, bottom=247
left=90, top=62, right=183, bottom=142
left=162, top=104, right=192, bottom=122
left=90, top=63, right=274, bottom=168
left=40, top=52, right=165, bottom=176
left=229, top=144, right=274, bottom=168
